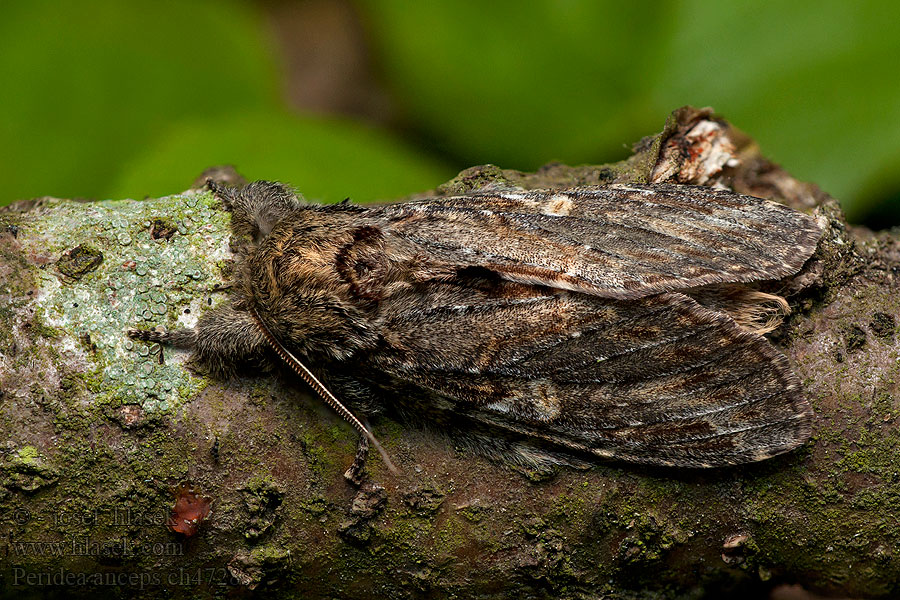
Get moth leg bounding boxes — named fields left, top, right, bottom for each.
left=128, top=327, right=195, bottom=366
left=128, top=305, right=269, bottom=376
left=128, top=327, right=196, bottom=348
left=343, top=437, right=370, bottom=487
left=207, top=179, right=302, bottom=249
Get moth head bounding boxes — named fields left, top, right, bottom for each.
left=236, top=227, right=382, bottom=362
left=207, top=179, right=305, bottom=256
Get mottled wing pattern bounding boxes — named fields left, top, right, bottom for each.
left=378, top=184, right=823, bottom=299
left=366, top=278, right=811, bottom=467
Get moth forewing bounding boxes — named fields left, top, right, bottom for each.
left=380, top=184, right=823, bottom=300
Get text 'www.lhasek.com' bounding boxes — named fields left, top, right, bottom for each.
left=8, top=536, right=183, bottom=558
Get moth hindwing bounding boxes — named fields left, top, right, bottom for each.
left=130, top=181, right=823, bottom=472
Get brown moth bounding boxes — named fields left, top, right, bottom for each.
left=129, top=180, right=823, bottom=478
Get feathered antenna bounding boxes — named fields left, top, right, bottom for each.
left=250, top=307, right=398, bottom=475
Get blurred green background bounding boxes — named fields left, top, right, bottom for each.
left=1, top=0, right=898, bottom=225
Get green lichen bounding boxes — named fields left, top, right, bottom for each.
left=299, top=496, right=328, bottom=516
left=0, top=191, right=242, bottom=584
left=13, top=446, right=40, bottom=465
left=434, top=164, right=513, bottom=195
left=28, top=311, right=61, bottom=339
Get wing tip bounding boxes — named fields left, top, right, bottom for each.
left=584, top=296, right=815, bottom=469
left=596, top=397, right=814, bottom=469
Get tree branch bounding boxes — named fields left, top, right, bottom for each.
left=1, top=107, right=896, bottom=599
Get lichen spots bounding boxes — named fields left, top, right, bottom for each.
left=6, top=193, right=229, bottom=416
left=543, top=195, right=574, bottom=217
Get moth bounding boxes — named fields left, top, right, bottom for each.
left=129, top=180, right=823, bottom=478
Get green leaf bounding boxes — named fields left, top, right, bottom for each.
left=0, top=0, right=280, bottom=205
left=109, top=111, right=452, bottom=203
left=356, top=0, right=675, bottom=170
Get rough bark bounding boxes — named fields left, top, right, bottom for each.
left=0, top=107, right=897, bottom=599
